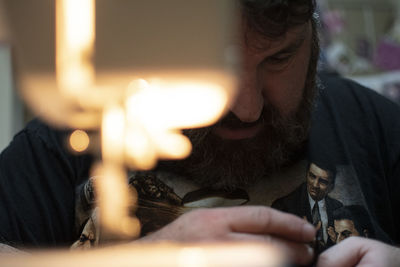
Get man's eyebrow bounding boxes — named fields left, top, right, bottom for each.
left=271, top=34, right=307, bottom=56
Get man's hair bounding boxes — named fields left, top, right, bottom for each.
left=240, top=0, right=317, bottom=39
left=333, top=205, right=374, bottom=238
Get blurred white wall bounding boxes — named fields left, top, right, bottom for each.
left=0, top=45, right=14, bottom=151
left=0, top=0, right=23, bottom=151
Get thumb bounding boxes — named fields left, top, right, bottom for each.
left=317, top=237, right=363, bottom=267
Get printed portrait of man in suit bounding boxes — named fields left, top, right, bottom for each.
left=271, top=162, right=343, bottom=251
left=328, top=205, right=374, bottom=244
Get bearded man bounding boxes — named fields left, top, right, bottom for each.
left=0, top=1, right=400, bottom=266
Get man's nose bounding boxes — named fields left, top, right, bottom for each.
left=230, top=70, right=264, bottom=122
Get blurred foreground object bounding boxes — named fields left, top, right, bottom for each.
left=0, top=242, right=285, bottom=267
left=10, top=0, right=238, bottom=241
left=4, top=1, right=285, bottom=266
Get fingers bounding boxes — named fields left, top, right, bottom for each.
left=229, top=232, right=314, bottom=266
left=317, top=237, right=370, bottom=267
left=318, top=237, right=400, bottom=267
left=327, top=226, right=336, bottom=242
left=218, top=206, right=316, bottom=243
left=317, top=238, right=360, bottom=267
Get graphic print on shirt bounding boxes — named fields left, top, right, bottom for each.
left=271, top=161, right=374, bottom=253
left=73, top=162, right=375, bottom=254
left=129, top=172, right=250, bottom=236
left=72, top=171, right=252, bottom=249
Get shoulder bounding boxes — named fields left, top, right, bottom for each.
left=317, top=73, right=400, bottom=121
left=1, top=119, right=93, bottom=185
left=313, top=73, right=400, bottom=166
left=17, top=119, right=66, bottom=149
left=1, top=119, right=66, bottom=157
left=325, top=195, right=343, bottom=209
left=1, top=119, right=75, bottom=167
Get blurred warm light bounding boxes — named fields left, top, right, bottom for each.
left=6, top=0, right=287, bottom=265
left=93, top=163, right=140, bottom=239
left=126, top=79, right=229, bottom=130
left=101, top=105, right=125, bottom=164
left=125, top=120, right=157, bottom=170
left=0, top=242, right=285, bottom=267
left=151, top=130, right=192, bottom=159
left=97, top=75, right=231, bottom=232
left=56, top=0, right=95, bottom=95
left=121, top=78, right=229, bottom=169
left=19, top=0, right=238, bottom=242
left=69, top=129, right=90, bottom=152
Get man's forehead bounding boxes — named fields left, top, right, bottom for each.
left=335, top=219, right=355, bottom=229
left=242, top=23, right=310, bottom=55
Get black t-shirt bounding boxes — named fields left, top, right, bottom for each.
left=0, top=120, right=93, bottom=247
left=0, top=73, right=399, bottom=249
left=306, top=74, right=400, bottom=246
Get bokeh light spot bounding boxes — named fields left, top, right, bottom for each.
left=70, top=129, right=90, bottom=152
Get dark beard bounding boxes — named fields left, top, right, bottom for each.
left=157, top=25, right=320, bottom=190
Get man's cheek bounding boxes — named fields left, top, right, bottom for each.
left=319, top=186, right=327, bottom=193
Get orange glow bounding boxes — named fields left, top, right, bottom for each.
left=98, top=78, right=230, bottom=170
left=56, top=0, right=95, bottom=95
left=101, top=105, right=125, bottom=164
left=69, top=130, right=90, bottom=152
left=92, top=163, right=140, bottom=238
left=122, top=78, right=229, bottom=168
left=151, top=130, right=192, bottom=159
left=36, top=0, right=239, bottom=242
left=125, top=120, right=157, bottom=170
left=126, top=79, right=229, bottom=130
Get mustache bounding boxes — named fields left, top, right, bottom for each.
left=183, top=105, right=280, bottom=141
left=214, top=111, right=265, bottom=129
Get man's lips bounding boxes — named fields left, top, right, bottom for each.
left=212, top=124, right=262, bottom=140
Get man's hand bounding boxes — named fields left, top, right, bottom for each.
left=317, top=237, right=400, bottom=267
left=140, top=206, right=316, bottom=266
left=327, top=225, right=336, bottom=243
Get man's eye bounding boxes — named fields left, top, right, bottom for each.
left=319, top=180, right=329, bottom=186
left=265, top=54, right=292, bottom=65
left=343, top=230, right=352, bottom=238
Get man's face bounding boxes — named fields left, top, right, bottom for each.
left=217, top=22, right=313, bottom=138
left=161, top=21, right=318, bottom=189
left=334, top=219, right=360, bottom=243
left=306, top=163, right=333, bottom=201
